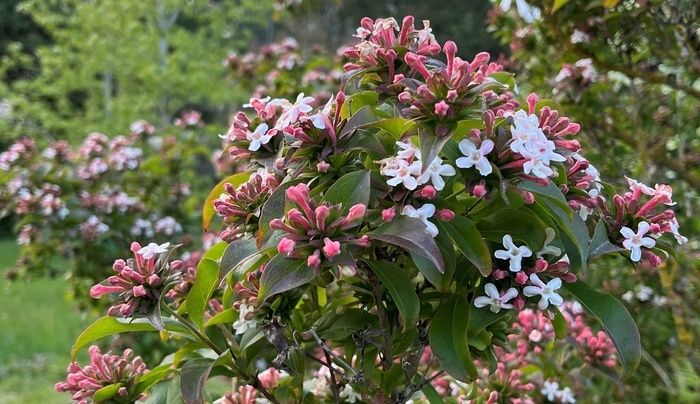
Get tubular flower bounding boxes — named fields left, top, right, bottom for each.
left=55, top=345, right=148, bottom=404
left=214, top=171, right=280, bottom=241
left=270, top=184, right=368, bottom=268
left=90, top=242, right=182, bottom=318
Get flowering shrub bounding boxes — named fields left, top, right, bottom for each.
left=59, top=16, right=686, bottom=403
left=0, top=115, right=215, bottom=303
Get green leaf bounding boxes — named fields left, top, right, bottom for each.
left=565, top=281, right=641, bottom=378
left=476, top=207, right=547, bottom=251
left=428, top=295, right=477, bottom=381
left=219, top=238, right=258, bottom=282
left=93, top=383, right=122, bottom=402
left=411, top=230, right=455, bottom=290
left=452, top=119, right=484, bottom=137
left=419, top=129, right=450, bottom=172
left=368, top=216, right=444, bottom=273
left=339, top=105, right=378, bottom=139
left=467, top=306, right=509, bottom=342
left=315, top=308, right=378, bottom=340
left=588, top=220, right=625, bottom=260
left=552, top=0, right=569, bottom=13
left=186, top=258, right=220, bottom=329
left=322, top=170, right=370, bottom=214
left=71, top=317, right=156, bottom=359
left=205, top=308, right=236, bottom=328
left=135, top=364, right=175, bottom=395
left=371, top=117, right=416, bottom=139
left=532, top=198, right=589, bottom=272
left=439, top=216, right=492, bottom=277
left=552, top=308, right=568, bottom=340
left=489, top=71, right=516, bottom=91
left=340, top=91, right=379, bottom=119
left=258, top=256, right=315, bottom=301
left=422, top=383, right=445, bottom=404
left=202, top=241, right=227, bottom=262
left=202, top=172, right=251, bottom=231
left=180, top=358, right=214, bottom=404
left=366, top=260, right=420, bottom=328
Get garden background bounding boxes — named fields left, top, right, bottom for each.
left=0, top=0, right=698, bottom=402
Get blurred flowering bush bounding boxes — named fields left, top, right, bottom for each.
left=488, top=0, right=700, bottom=401
left=0, top=114, right=215, bottom=304
left=54, top=15, right=688, bottom=403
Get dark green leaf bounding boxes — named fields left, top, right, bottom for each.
left=476, top=207, right=546, bottom=251
left=439, top=217, right=492, bottom=276
left=340, top=91, right=379, bottom=119
left=315, top=308, right=378, bottom=340
left=180, top=358, right=214, bottom=404
left=411, top=229, right=454, bottom=290
left=205, top=308, right=236, bottom=328
left=565, top=281, right=641, bottom=378
left=366, top=260, right=420, bottom=328
left=428, top=295, right=477, bottom=381
left=322, top=170, right=370, bottom=214
left=422, top=383, right=445, bottom=404
left=339, top=106, right=378, bottom=139
left=368, top=216, right=444, bottom=273
left=588, top=220, right=625, bottom=260
left=135, top=364, right=175, bottom=395
left=71, top=317, right=156, bottom=359
left=258, top=256, right=315, bottom=301
left=370, top=117, right=416, bottom=139
left=219, top=238, right=258, bottom=282
left=186, top=258, right=219, bottom=329
left=257, top=179, right=304, bottom=247
left=419, top=129, right=450, bottom=171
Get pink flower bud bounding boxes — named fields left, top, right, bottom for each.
left=317, top=161, right=330, bottom=173
left=492, top=269, right=508, bottom=280
left=437, top=208, right=455, bottom=221
left=258, top=367, right=281, bottom=390
left=382, top=207, right=396, bottom=222
left=533, top=259, right=548, bottom=273
left=90, top=284, right=124, bottom=299
left=526, top=93, right=539, bottom=114
left=307, top=250, right=322, bottom=268
left=345, top=204, right=367, bottom=223
left=354, top=235, right=372, bottom=247
left=277, top=237, right=296, bottom=256
left=514, top=271, right=528, bottom=284
left=434, top=100, right=449, bottom=117
left=322, top=238, right=341, bottom=259
left=392, top=74, right=405, bottom=84
left=315, top=205, right=330, bottom=231
left=130, top=242, right=142, bottom=254
left=514, top=295, right=525, bottom=310
left=446, top=89, right=458, bottom=102
left=132, top=285, right=147, bottom=297
left=472, top=181, right=487, bottom=198
left=415, top=185, right=437, bottom=199
left=398, top=90, right=413, bottom=104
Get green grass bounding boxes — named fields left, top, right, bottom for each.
left=0, top=239, right=93, bottom=403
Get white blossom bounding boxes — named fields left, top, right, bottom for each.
left=339, top=384, right=362, bottom=403
left=246, top=123, right=274, bottom=151
left=620, top=221, right=656, bottom=262
left=494, top=234, right=533, bottom=272
left=418, top=157, right=456, bottom=191
left=474, top=283, right=518, bottom=313
left=233, top=303, right=257, bottom=335
left=277, top=93, right=314, bottom=128
left=537, top=228, right=562, bottom=258
left=137, top=242, right=170, bottom=259
left=456, top=138, right=494, bottom=176
left=523, top=273, right=564, bottom=310
left=383, top=158, right=422, bottom=190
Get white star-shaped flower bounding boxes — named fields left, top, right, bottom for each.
left=456, top=138, right=494, bottom=176
left=246, top=123, right=273, bottom=151
left=473, top=283, right=518, bottom=313
left=233, top=303, right=257, bottom=335
left=137, top=242, right=170, bottom=259
left=523, top=273, right=564, bottom=310
left=418, top=157, right=456, bottom=191
left=620, top=221, right=656, bottom=262
left=384, top=159, right=422, bottom=190
left=494, top=234, right=532, bottom=272
left=277, top=93, right=314, bottom=128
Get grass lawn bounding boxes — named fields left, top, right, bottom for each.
left=0, top=238, right=93, bottom=403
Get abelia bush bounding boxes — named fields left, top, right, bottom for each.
left=0, top=114, right=215, bottom=303
left=59, top=16, right=686, bottom=403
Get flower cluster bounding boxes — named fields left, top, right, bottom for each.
left=214, top=170, right=280, bottom=241
left=90, top=242, right=181, bottom=317
left=55, top=345, right=148, bottom=404
left=271, top=183, right=368, bottom=269
left=553, top=58, right=598, bottom=93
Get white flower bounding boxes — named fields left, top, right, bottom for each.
left=625, top=176, right=655, bottom=196
left=303, top=377, right=329, bottom=397
left=418, top=157, right=456, bottom=190
left=620, top=221, right=656, bottom=262
left=558, top=387, right=576, bottom=403
left=669, top=217, right=687, bottom=245
left=635, top=285, right=654, bottom=302
left=473, top=283, right=518, bottom=313
left=246, top=123, right=274, bottom=151
left=277, top=93, right=314, bottom=128
left=456, top=138, right=494, bottom=176
left=621, top=290, right=634, bottom=303
left=402, top=204, right=438, bottom=237
left=233, top=303, right=257, bottom=335
left=494, top=235, right=532, bottom=272
left=396, top=141, right=421, bottom=160
left=541, top=380, right=560, bottom=401
left=523, top=273, right=564, bottom=310
left=137, top=242, right=170, bottom=259
left=383, top=159, right=422, bottom=190
left=310, top=96, right=334, bottom=129
left=570, top=29, right=590, bottom=44
left=537, top=228, right=562, bottom=258
left=339, top=384, right=362, bottom=403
